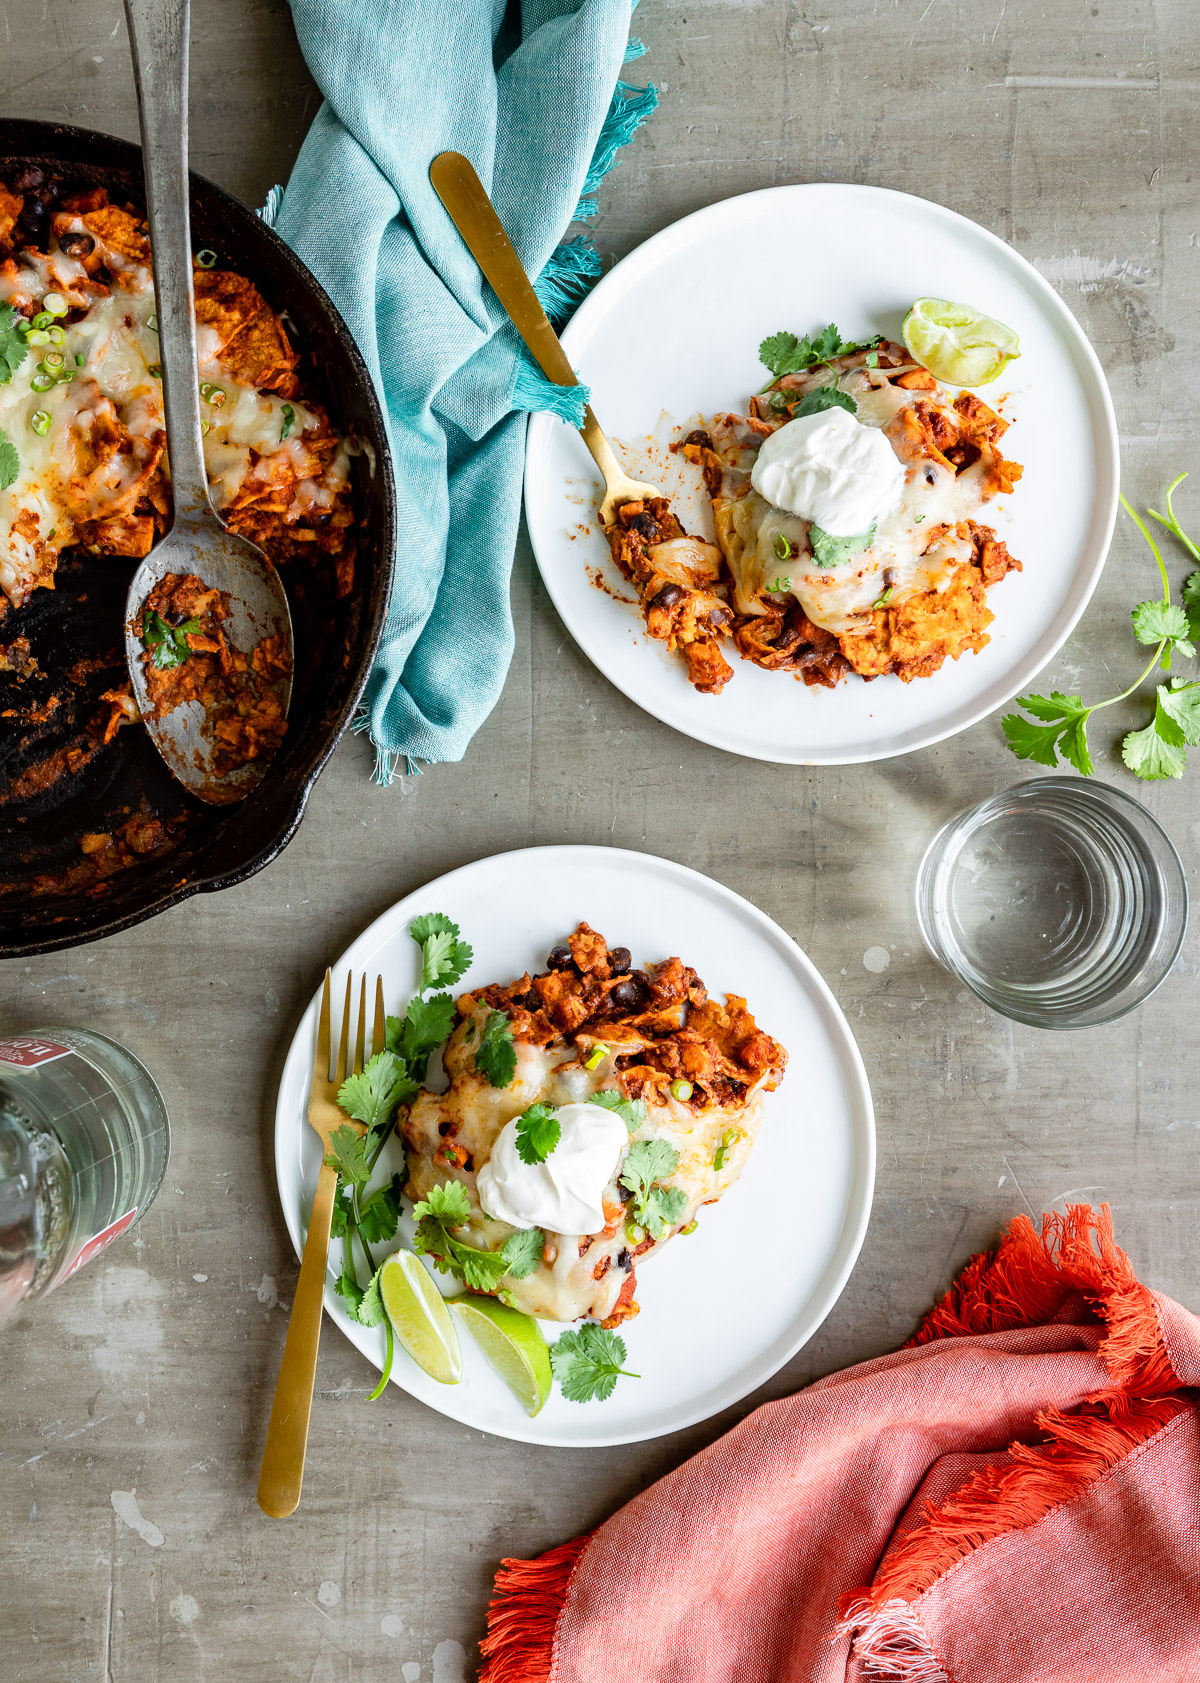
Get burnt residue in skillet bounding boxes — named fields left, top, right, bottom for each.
left=0, top=121, right=395, bottom=958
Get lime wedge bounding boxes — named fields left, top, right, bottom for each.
left=378, top=1251, right=463, bottom=1385
left=451, top=1297, right=552, bottom=1416
left=902, top=297, right=1020, bottom=386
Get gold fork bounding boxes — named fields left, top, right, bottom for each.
left=258, top=969, right=385, bottom=1517
left=429, top=150, right=663, bottom=527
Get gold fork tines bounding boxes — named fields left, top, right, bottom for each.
left=257, top=968, right=381, bottom=1518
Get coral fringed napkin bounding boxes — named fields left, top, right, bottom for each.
left=481, top=1206, right=1200, bottom=1683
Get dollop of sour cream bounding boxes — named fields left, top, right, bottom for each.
left=477, top=1101, right=628, bottom=1235
left=750, top=406, right=906, bottom=537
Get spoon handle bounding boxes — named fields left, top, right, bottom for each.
left=123, top=0, right=211, bottom=518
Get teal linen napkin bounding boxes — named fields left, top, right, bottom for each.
left=270, top=0, right=655, bottom=777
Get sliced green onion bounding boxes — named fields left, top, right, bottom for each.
left=148, top=363, right=162, bottom=379
left=199, top=381, right=227, bottom=408
left=41, top=352, right=65, bottom=372
left=75, top=353, right=85, bottom=367
left=29, top=372, right=54, bottom=392
left=712, top=1129, right=740, bottom=1173
left=31, top=312, right=52, bottom=331
left=584, top=1043, right=609, bottom=1071
left=55, top=370, right=73, bottom=384
left=871, top=585, right=894, bottom=610
left=773, top=532, right=793, bottom=561
left=46, top=325, right=64, bottom=345
left=195, top=249, right=218, bottom=268
left=624, top=1220, right=645, bottom=1246
left=147, top=314, right=158, bottom=332
left=280, top=401, right=295, bottom=441
left=46, top=526, right=56, bottom=539
left=866, top=350, right=879, bottom=368
left=768, top=390, right=792, bottom=413
left=30, top=409, right=51, bottom=435
left=26, top=329, right=49, bottom=347
left=669, top=1078, right=693, bottom=1101
left=681, top=1219, right=698, bottom=1236
left=201, top=420, right=210, bottom=436
left=42, top=293, right=68, bottom=317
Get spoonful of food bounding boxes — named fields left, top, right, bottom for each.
left=120, top=0, right=293, bottom=805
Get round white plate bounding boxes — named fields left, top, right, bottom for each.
left=273, top=846, right=875, bottom=1447
left=524, top=183, right=1119, bottom=765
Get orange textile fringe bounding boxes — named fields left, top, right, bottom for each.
left=842, top=1203, right=1183, bottom=1632
left=479, top=1532, right=593, bottom=1683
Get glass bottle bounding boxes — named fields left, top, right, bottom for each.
left=0, top=1028, right=170, bottom=1327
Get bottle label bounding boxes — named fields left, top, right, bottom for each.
left=0, top=1035, right=72, bottom=1068
left=59, top=1207, right=138, bottom=1285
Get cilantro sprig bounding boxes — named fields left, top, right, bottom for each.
left=141, top=610, right=201, bottom=669
left=515, top=1102, right=561, bottom=1165
left=474, top=1009, right=517, bottom=1088
left=758, top=322, right=881, bottom=390
left=1002, top=476, right=1200, bottom=781
left=0, top=427, right=18, bottom=494
left=322, top=911, right=469, bottom=1398
left=550, top=1325, right=639, bottom=1403
left=809, top=523, right=876, bottom=570
left=412, top=1180, right=542, bottom=1290
left=590, top=1089, right=646, bottom=1134
left=620, top=1138, right=688, bottom=1241
left=0, top=304, right=28, bottom=385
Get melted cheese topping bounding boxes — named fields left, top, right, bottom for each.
left=0, top=244, right=333, bottom=609
left=725, top=372, right=991, bottom=634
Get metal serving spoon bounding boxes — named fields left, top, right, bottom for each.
left=121, top=0, right=293, bottom=805
left=429, top=151, right=662, bottom=527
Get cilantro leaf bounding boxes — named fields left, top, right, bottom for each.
left=619, top=1138, right=683, bottom=1236
left=1001, top=692, right=1095, bottom=777
left=0, top=305, right=28, bottom=385
left=590, top=1090, right=646, bottom=1134
left=1132, top=599, right=1194, bottom=667
left=330, top=1180, right=355, bottom=1240
left=809, top=523, right=876, bottom=570
left=334, top=1251, right=366, bottom=1318
left=357, top=1266, right=385, bottom=1328
left=141, top=609, right=202, bottom=670
left=387, top=992, right=457, bottom=1078
left=758, top=323, right=880, bottom=384
left=357, top=1173, right=404, bottom=1245
left=793, top=387, right=857, bottom=419
left=324, top=1123, right=373, bottom=1189
left=414, top=1179, right=472, bottom=1226
left=0, top=427, right=18, bottom=493
left=515, top=1103, right=561, bottom=1165
left=1183, top=571, right=1200, bottom=643
left=411, top=912, right=473, bottom=991
left=500, top=1226, right=544, bottom=1279
left=1159, top=678, right=1200, bottom=745
left=550, top=1325, right=639, bottom=1404
left=1121, top=690, right=1189, bottom=780
left=337, top=1049, right=416, bottom=1133
left=475, top=1010, right=517, bottom=1088
left=641, top=1183, right=689, bottom=1241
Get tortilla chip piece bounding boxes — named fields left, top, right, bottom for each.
left=0, top=185, right=22, bottom=250
left=82, top=205, right=151, bottom=266
left=193, top=269, right=298, bottom=391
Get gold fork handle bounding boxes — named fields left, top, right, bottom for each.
left=428, top=151, right=622, bottom=493
left=257, top=1158, right=339, bottom=1517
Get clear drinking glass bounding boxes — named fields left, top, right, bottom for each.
left=916, top=777, right=1189, bottom=1029
left=0, top=1028, right=170, bottom=1328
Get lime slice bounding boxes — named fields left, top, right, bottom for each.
left=451, top=1297, right=552, bottom=1416
left=378, top=1251, right=463, bottom=1385
left=902, top=298, right=1020, bottom=387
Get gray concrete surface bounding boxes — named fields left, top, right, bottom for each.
left=2, top=1, right=1198, bottom=1678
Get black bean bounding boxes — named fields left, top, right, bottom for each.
left=610, top=978, right=638, bottom=1010
left=546, top=943, right=572, bottom=970
left=617, top=1248, right=632, bottom=1271
left=59, top=231, right=96, bottom=259
left=17, top=200, right=46, bottom=234
left=32, top=181, right=58, bottom=206
left=629, top=513, right=661, bottom=540
left=9, top=165, right=45, bottom=194
left=650, top=583, right=684, bottom=611
left=609, top=946, right=632, bottom=975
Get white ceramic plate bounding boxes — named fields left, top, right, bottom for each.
left=524, top=184, right=1119, bottom=765
left=273, top=846, right=875, bottom=1447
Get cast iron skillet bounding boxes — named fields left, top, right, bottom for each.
left=0, top=120, right=396, bottom=959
